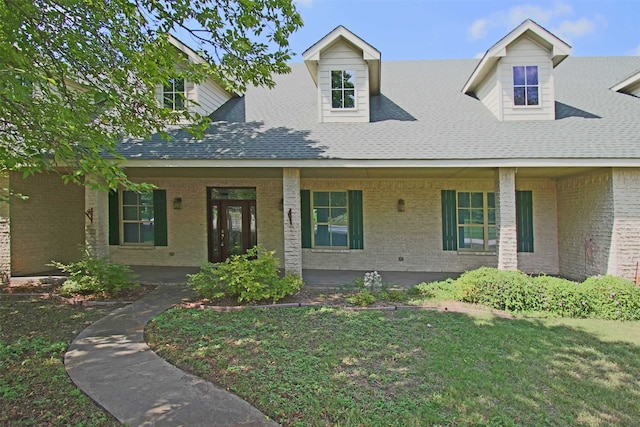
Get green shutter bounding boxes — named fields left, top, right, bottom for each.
left=300, top=190, right=311, bottom=248
left=516, top=190, right=533, bottom=253
left=348, top=190, right=364, bottom=250
left=153, top=190, right=168, bottom=246
left=441, top=190, right=457, bottom=251
left=108, top=190, right=120, bottom=245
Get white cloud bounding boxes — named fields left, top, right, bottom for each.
left=468, top=19, right=489, bottom=40
left=507, top=3, right=572, bottom=27
left=466, top=2, right=598, bottom=42
left=553, top=17, right=595, bottom=40
left=474, top=51, right=486, bottom=59
left=631, top=44, right=640, bottom=56
left=293, top=0, right=313, bottom=6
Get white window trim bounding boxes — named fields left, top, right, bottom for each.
left=512, top=65, right=541, bottom=108
left=162, top=78, right=187, bottom=111
left=456, top=191, right=496, bottom=253
left=120, top=190, right=155, bottom=246
left=330, top=70, right=357, bottom=111
left=311, top=190, right=350, bottom=249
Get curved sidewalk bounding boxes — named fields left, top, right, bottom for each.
left=65, top=284, right=277, bottom=426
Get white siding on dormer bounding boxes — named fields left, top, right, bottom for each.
left=499, top=36, right=555, bottom=121
left=318, top=40, right=369, bottom=123
left=155, top=77, right=232, bottom=118
left=192, top=77, right=233, bottom=116
left=475, top=65, right=501, bottom=120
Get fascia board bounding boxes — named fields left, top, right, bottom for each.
left=611, top=70, right=640, bottom=92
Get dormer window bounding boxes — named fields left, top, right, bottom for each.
left=513, top=66, right=539, bottom=106
left=331, top=70, right=356, bottom=109
left=163, top=77, right=185, bottom=110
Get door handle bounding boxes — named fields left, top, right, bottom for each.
left=221, top=230, right=225, bottom=247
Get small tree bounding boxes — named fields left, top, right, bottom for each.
left=1, top=0, right=302, bottom=190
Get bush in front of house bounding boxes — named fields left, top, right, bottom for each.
left=453, top=267, right=543, bottom=312
left=580, top=275, right=640, bottom=320
left=51, top=251, right=137, bottom=298
left=188, top=246, right=304, bottom=303
left=450, top=267, right=640, bottom=320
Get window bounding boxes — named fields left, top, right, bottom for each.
left=163, top=77, right=185, bottom=110
left=300, top=190, right=363, bottom=250
left=331, top=70, right=355, bottom=109
left=108, top=190, right=167, bottom=246
left=312, top=191, right=348, bottom=248
left=457, top=192, right=496, bottom=251
left=122, top=191, right=155, bottom=244
left=513, top=66, right=538, bottom=106
left=442, top=190, right=533, bottom=253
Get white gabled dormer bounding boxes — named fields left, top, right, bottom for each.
left=303, top=26, right=381, bottom=123
left=611, top=70, right=640, bottom=97
left=462, top=19, right=571, bottom=121
left=155, top=35, right=238, bottom=119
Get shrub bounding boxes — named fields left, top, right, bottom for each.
left=450, top=267, right=640, bottom=320
left=347, top=289, right=376, bottom=307
left=188, top=246, right=303, bottom=303
left=535, top=275, right=588, bottom=318
left=50, top=251, right=137, bottom=297
left=411, top=279, right=456, bottom=300
left=580, top=275, right=640, bottom=320
left=454, top=267, right=534, bottom=311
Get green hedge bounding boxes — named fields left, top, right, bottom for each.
left=452, top=267, right=640, bottom=320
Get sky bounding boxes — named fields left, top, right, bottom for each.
left=286, top=0, right=640, bottom=61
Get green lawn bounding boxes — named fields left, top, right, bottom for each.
left=147, top=307, right=640, bottom=427
left=0, top=296, right=120, bottom=426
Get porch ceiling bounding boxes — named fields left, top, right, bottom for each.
left=123, top=166, right=606, bottom=180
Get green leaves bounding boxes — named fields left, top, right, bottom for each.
left=0, top=0, right=302, bottom=190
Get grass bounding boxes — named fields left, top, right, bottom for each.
left=147, top=306, right=640, bottom=427
left=0, top=295, right=120, bottom=426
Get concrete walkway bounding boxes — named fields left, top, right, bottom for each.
left=65, top=284, right=278, bottom=427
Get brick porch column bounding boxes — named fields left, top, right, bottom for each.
left=0, top=174, right=10, bottom=283
left=282, top=168, right=302, bottom=277
left=495, top=167, right=518, bottom=270
left=85, top=187, right=109, bottom=257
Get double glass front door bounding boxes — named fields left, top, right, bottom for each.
left=207, top=188, right=257, bottom=263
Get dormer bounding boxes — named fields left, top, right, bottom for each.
left=611, top=70, right=640, bottom=97
left=155, top=35, right=237, bottom=119
left=303, top=26, right=381, bottom=123
left=463, top=19, right=571, bottom=121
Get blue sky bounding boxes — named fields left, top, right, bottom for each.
left=287, top=0, right=640, bottom=61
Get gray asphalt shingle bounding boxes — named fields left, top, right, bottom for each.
left=119, top=57, right=640, bottom=162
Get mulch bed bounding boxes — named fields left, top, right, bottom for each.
left=0, top=279, right=156, bottom=306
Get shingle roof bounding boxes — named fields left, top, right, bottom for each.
left=119, top=56, right=640, bottom=163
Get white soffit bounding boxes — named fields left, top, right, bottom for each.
left=611, top=69, right=640, bottom=94
left=462, top=19, right=571, bottom=95
left=302, top=25, right=381, bottom=95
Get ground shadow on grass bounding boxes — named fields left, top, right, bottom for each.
left=147, top=307, right=640, bottom=426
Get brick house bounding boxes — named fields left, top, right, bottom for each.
left=3, top=20, right=640, bottom=282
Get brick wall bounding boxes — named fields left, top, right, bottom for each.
left=10, top=172, right=85, bottom=275
left=108, top=178, right=284, bottom=267
left=517, top=178, right=559, bottom=274
left=557, top=169, right=613, bottom=280
left=610, top=168, right=640, bottom=280
left=300, top=177, right=558, bottom=273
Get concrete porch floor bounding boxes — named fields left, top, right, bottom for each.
left=9, top=267, right=460, bottom=289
